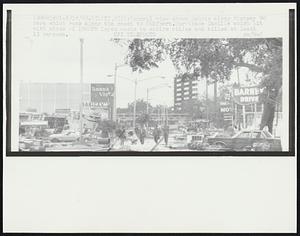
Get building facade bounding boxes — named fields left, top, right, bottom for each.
left=19, top=82, right=91, bottom=114
left=173, top=74, right=198, bottom=112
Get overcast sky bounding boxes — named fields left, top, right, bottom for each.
left=15, top=36, right=256, bottom=108
left=14, top=36, right=180, bottom=108
left=11, top=7, right=256, bottom=109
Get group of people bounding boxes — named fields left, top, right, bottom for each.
left=152, top=124, right=169, bottom=146
left=114, top=124, right=170, bottom=147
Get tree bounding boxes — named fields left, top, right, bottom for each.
left=181, top=99, right=205, bottom=119
left=116, top=38, right=282, bottom=133
left=127, top=99, right=152, bottom=113
left=96, top=119, right=117, bottom=134
left=136, top=113, right=151, bottom=126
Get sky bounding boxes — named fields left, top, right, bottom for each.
left=11, top=8, right=257, bottom=109
left=15, top=35, right=256, bottom=108
left=14, top=36, right=178, bottom=108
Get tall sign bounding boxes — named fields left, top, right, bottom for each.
left=219, top=91, right=233, bottom=122
left=232, top=85, right=264, bottom=105
left=90, top=83, right=114, bottom=120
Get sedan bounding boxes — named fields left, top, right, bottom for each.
left=207, top=130, right=282, bottom=151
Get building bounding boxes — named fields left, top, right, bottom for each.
left=19, top=82, right=91, bottom=114
left=117, top=112, right=191, bottom=127
left=173, top=74, right=198, bottom=112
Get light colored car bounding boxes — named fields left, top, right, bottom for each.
left=49, top=130, right=80, bottom=142
left=207, top=129, right=282, bottom=151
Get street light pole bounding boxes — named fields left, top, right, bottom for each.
left=110, top=63, right=127, bottom=122
left=113, top=63, right=117, bottom=122
left=206, top=76, right=209, bottom=120
left=133, top=76, right=137, bottom=128
left=146, top=88, right=149, bottom=114
left=79, top=38, right=84, bottom=143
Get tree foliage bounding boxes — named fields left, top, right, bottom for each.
left=136, top=113, right=151, bottom=126
left=115, top=38, right=282, bottom=132
left=127, top=99, right=152, bottom=113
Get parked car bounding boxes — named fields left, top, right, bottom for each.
left=90, top=132, right=111, bottom=145
left=49, top=130, right=80, bottom=142
left=19, top=139, right=46, bottom=151
left=187, top=134, right=205, bottom=150
left=207, top=129, right=282, bottom=151
left=169, top=132, right=187, bottom=149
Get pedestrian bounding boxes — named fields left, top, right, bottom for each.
left=134, top=126, right=140, bottom=139
left=119, top=126, right=126, bottom=146
left=139, top=125, right=146, bottom=145
left=162, top=124, right=169, bottom=146
left=153, top=125, right=161, bottom=144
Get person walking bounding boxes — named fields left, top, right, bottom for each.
left=153, top=124, right=161, bottom=144
left=116, top=126, right=126, bottom=146
left=134, top=126, right=141, bottom=141
left=139, top=125, right=146, bottom=145
left=162, top=124, right=169, bottom=146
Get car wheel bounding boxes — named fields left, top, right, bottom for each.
left=51, top=138, right=59, bottom=142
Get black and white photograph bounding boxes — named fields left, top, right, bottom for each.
left=5, top=5, right=294, bottom=154
left=17, top=37, right=285, bottom=153
left=2, top=2, right=297, bottom=234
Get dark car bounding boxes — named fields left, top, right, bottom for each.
left=207, top=130, right=282, bottom=151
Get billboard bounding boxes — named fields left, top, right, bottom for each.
left=90, top=83, right=114, bottom=120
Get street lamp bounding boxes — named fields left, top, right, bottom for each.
left=79, top=38, right=84, bottom=143
left=146, top=83, right=171, bottom=114
left=146, top=83, right=171, bottom=128
left=108, top=74, right=166, bottom=127
left=133, top=75, right=166, bottom=128
left=112, top=63, right=127, bottom=122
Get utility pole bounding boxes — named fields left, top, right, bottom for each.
left=214, top=80, right=217, bottom=124
left=206, top=77, right=209, bottom=120
left=113, top=63, right=117, bottom=122
left=40, top=83, right=43, bottom=113
left=79, top=38, right=84, bottom=143
left=133, top=76, right=137, bottom=128
left=146, top=88, right=149, bottom=114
